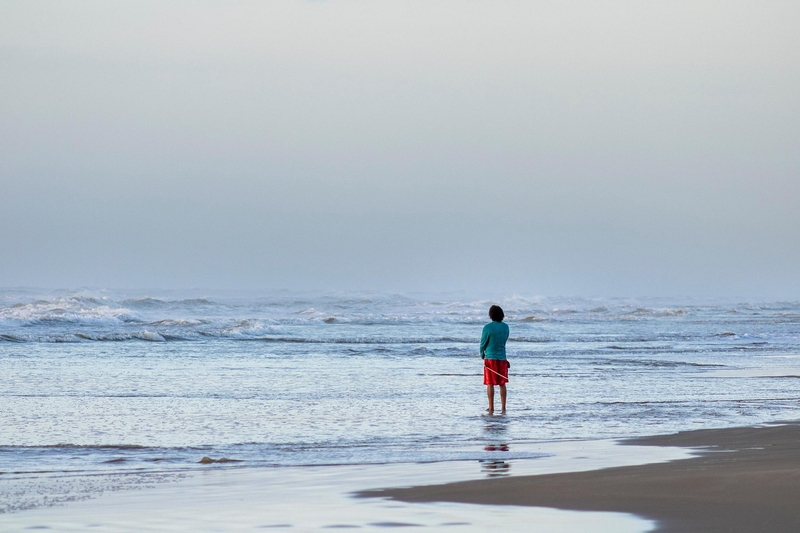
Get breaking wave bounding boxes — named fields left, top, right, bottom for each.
left=0, top=296, right=138, bottom=326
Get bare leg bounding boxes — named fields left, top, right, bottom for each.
left=486, top=385, right=494, bottom=414
left=499, top=384, right=507, bottom=414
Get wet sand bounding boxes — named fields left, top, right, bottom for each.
left=358, top=422, right=800, bottom=533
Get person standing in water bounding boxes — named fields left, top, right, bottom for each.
left=480, top=305, right=509, bottom=414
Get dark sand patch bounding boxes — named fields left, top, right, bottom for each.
left=358, top=422, right=800, bottom=533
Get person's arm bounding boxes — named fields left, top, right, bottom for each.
left=480, top=325, right=489, bottom=359
left=503, top=322, right=510, bottom=366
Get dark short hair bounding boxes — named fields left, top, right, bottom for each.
left=489, top=305, right=504, bottom=322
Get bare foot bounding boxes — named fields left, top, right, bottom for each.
left=501, top=410, right=506, bottom=415
left=486, top=408, right=494, bottom=415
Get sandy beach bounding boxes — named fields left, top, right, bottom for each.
left=359, top=422, right=800, bottom=533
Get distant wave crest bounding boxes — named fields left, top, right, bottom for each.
left=0, top=296, right=138, bottom=326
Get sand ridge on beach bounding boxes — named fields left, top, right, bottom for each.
left=358, top=422, right=800, bottom=533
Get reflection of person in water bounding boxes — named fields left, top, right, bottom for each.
left=481, top=444, right=511, bottom=476
left=480, top=305, right=509, bottom=414
left=480, top=459, right=511, bottom=477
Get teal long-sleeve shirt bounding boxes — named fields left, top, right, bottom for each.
left=480, top=320, right=509, bottom=360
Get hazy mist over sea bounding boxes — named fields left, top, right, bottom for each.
left=2, top=1, right=799, bottom=297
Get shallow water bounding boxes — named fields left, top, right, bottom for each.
left=1, top=439, right=692, bottom=532
left=1, top=289, right=799, bottom=515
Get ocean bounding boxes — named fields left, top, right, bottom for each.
left=1, top=288, right=799, bottom=517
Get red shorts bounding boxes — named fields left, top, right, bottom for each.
left=483, top=359, right=509, bottom=386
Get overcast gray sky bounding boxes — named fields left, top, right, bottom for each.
left=1, top=1, right=798, bottom=297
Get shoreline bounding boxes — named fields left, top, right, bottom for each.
left=5, top=423, right=800, bottom=530
left=0, top=438, right=690, bottom=531
left=357, top=421, right=800, bottom=532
